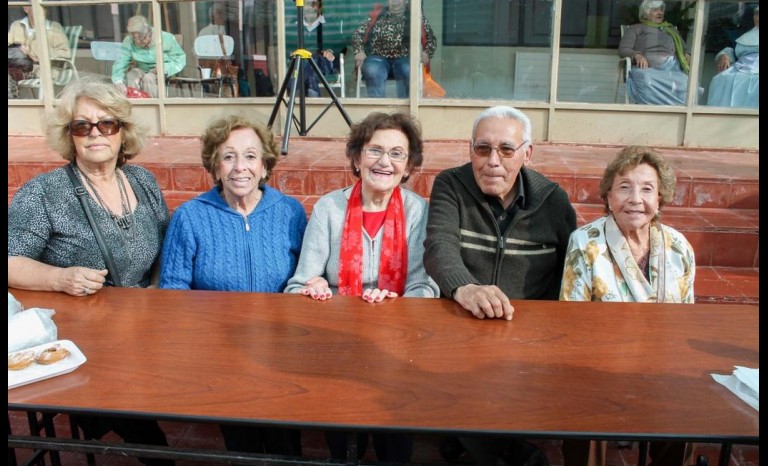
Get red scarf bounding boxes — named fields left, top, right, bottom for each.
left=338, top=180, right=407, bottom=296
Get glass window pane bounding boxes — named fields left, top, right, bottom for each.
left=438, top=0, right=554, bottom=101
left=279, top=0, right=422, bottom=99
left=556, top=0, right=699, bottom=105
left=8, top=3, right=69, bottom=101
left=242, top=0, right=278, bottom=98
left=280, top=0, right=359, bottom=98
left=163, top=1, right=241, bottom=98
left=701, top=1, right=758, bottom=109
left=612, top=0, right=698, bottom=105
left=556, top=0, right=625, bottom=104
left=40, top=2, right=175, bottom=98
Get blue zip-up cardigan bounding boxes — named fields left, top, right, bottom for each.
left=159, top=185, right=307, bottom=292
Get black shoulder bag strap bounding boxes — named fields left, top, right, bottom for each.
left=64, top=163, right=123, bottom=287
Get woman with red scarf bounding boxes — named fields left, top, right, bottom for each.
left=284, top=111, right=438, bottom=461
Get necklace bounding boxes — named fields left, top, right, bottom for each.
left=77, top=166, right=133, bottom=232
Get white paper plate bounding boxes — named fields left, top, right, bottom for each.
left=8, top=339, right=87, bottom=390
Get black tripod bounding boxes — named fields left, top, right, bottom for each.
left=267, top=0, right=352, bottom=155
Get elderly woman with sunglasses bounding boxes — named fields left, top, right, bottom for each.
left=284, top=111, right=438, bottom=463
left=7, top=77, right=173, bottom=465
left=9, top=76, right=170, bottom=297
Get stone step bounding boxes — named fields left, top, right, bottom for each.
left=8, top=161, right=762, bottom=212
left=10, top=172, right=759, bottom=269
left=573, top=204, right=759, bottom=269
left=210, top=192, right=758, bottom=269
left=695, top=267, right=759, bottom=305
left=8, top=137, right=760, bottom=210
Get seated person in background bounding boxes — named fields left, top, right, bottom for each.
left=351, top=0, right=436, bottom=98
left=8, top=73, right=18, bottom=99
left=196, top=3, right=246, bottom=97
left=7, top=5, right=70, bottom=96
left=159, top=114, right=307, bottom=458
left=284, top=0, right=345, bottom=97
left=560, top=145, right=695, bottom=466
left=112, top=15, right=186, bottom=98
left=708, top=5, right=758, bottom=108
left=618, top=0, right=691, bottom=105
left=284, top=111, right=439, bottom=462
left=198, top=1, right=227, bottom=37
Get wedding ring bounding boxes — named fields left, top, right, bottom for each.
left=82, top=286, right=91, bottom=295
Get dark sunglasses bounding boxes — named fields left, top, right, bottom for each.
left=67, top=119, right=123, bottom=137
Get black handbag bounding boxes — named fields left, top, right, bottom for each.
left=64, top=163, right=123, bottom=287
left=8, top=44, right=33, bottom=72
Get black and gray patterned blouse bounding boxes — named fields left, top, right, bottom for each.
left=8, top=164, right=170, bottom=288
left=351, top=8, right=437, bottom=60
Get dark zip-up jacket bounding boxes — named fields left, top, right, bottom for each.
left=424, top=163, right=577, bottom=300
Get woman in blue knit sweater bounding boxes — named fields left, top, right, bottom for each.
left=159, top=115, right=306, bottom=292
left=159, top=114, right=306, bottom=456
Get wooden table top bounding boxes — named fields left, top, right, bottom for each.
left=7, top=287, right=759, bottom=441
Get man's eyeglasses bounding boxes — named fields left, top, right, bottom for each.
left=68, top=119, right=123, bottom=137
left=471, top=141, right=528, bottom=158
left=364, top=146, right=409, bottom=162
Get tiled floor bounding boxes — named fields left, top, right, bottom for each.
left=9, top=412, right=759, bottom=466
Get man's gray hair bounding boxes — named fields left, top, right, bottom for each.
left=471, top=105, right=532, bottom=145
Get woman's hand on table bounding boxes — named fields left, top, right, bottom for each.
left=56, top=267, right=108, bottom=297
left=299, top=276, right=333, bottom=300
left=362, top=288, right=398, bottom=303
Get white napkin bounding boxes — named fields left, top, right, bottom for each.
left=712, top=366, right=759, bottom=411
left=8, top=292, right=23, bottom=321
left=8, top=308, right=58, bottom=353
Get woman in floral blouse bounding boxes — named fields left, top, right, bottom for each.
left=560, top=145, right=694, bottom=303
left=560, top=145, right=695, bottom=466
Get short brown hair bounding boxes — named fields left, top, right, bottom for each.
left=200, top=114, right=278, bottom=187
left=599, top=145, right=677, bottom=215
left=345, top=111, right=424, bottom=184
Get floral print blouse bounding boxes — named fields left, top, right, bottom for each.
left=560, top=215, right=695, bottom=303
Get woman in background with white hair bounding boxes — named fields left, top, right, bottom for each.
left=111, top=15, right=186, bottom=97
left=618, top=0, right=691, bottom=105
